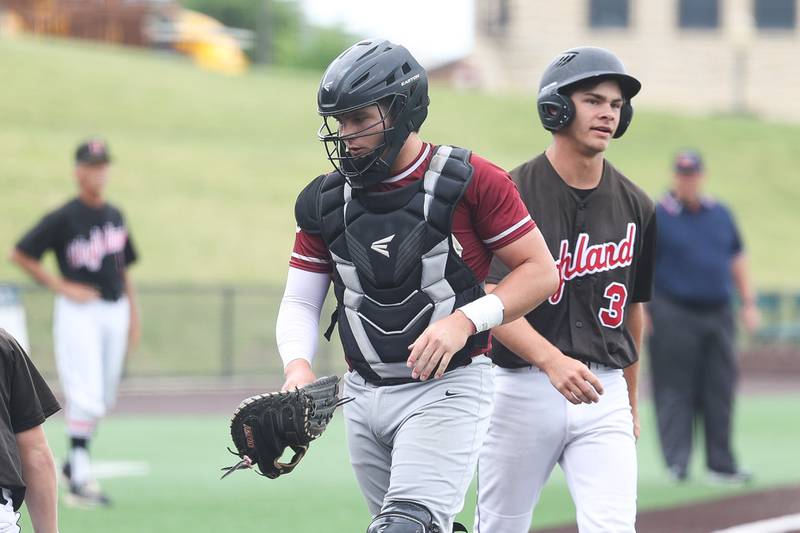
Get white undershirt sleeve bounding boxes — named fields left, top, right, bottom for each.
left=275, top=267, right=332, bottom=369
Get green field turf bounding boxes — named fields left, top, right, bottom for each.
left=15, top=394, right=800, bottom=532
left=2, top=36, right=800, bottom=288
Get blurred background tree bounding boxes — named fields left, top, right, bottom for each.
left=181, top=0, right=358, bottom=68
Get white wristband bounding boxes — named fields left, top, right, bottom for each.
left=457, top=293, right=505, bottom=333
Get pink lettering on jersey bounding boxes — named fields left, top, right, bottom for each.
left=66, top=224, right=128, bottom=272
left=549, top=223, right=636, bottom=305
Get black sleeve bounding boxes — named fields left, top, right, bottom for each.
left=725, top=207, right=744, bottom=255
left=632, top=212, right=657, bottom=303
left=15, top=211, right=62, bottom=260
left=3, top=331, right=60, bottom=434
left=124, top=227, right=138, bottom=266
left=294, top=175, right=327, bottom=235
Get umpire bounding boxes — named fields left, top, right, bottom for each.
left=648, top=150, right=759, bottom=484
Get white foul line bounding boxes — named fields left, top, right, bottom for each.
left=712, top=513, right=800, bottom=533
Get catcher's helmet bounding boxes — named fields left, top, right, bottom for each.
left=317, top=39, right=429, bottom=187
left=537, top=46, right=641, bottom=138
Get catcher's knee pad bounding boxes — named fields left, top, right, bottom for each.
left=366, top=500, right=441, bottom=533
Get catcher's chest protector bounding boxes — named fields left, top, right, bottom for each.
left=318, top=146, right=488, bottom=385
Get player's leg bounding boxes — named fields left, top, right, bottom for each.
left=648, top=297, right=703, bottom=479
left=53, top=297, right=105, bottom=492
left=342, top=371, right=392, bottom=517
left=701, top=307, right=739, bottom=475
left=99, top=297, right=131, bottom=411
left=474, top=366, right=565, bottom=533
left=380, top=356, right=494, bottom=532
left=560, top=367, right=637, bottom=533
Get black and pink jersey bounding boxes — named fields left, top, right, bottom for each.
left=489, top=153, right=656, bottom=369
left=16, top=198, right=137, bottom=301
left=289, top=143, right=536, bottom=281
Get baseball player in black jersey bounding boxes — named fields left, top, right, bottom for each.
left=475, top=47, right=657, bottom=533
left=10, top=138, right=139, bottom=508
left=1, top=329, right=61, bottom=533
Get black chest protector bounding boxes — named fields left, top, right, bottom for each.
left=297, top=146, right=489, bottom=385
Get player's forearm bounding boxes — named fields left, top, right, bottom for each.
left=623, top=303, right=645, bottom=413
left=8, top=249, right=62, bottom=293
left=123, top=272, right=140, bottom=322
left=490, top=315, right=563, bottom=368
left=17, top=427, right=59, bottom=533
left=622, top=360, right=640, bottom=414
left=490, top=228, right=559, bottom=324
left=276, top=267, right=331, bottom=368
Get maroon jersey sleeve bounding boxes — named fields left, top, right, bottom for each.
left=288, top=229, right=333, bottom=274
left=467, top=153, right=536, bottom=250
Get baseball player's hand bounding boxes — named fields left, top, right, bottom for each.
left=407, top=311, right=475, bottom=381
left=540, top=352, right=604, bottom=404
left=632, top=408, right=641, bottom=441
left=57, top=280, right=100, bottom=303
left=281, top=358, right=317, bottom=392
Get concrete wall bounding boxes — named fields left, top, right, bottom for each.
left=470, top=0, right=800, bottom=121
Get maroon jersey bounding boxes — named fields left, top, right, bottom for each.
left=290, top=143, right=535, bottom=281
left=489, top=153, right=656, bottom=369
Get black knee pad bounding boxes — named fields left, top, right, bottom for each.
left=366, top=500, right=440, bottom=533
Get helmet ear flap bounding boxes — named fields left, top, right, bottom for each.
left=614, top=101, right=634, bottom=138
left=537, top=93, right=574, bottom=133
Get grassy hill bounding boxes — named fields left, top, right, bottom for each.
left=2, top=36, right=799, bottom=288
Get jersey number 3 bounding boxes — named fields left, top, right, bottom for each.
left=598, top=282, right=627, bottom=328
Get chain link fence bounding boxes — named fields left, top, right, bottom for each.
left=0, top=282, right=343, bottom=381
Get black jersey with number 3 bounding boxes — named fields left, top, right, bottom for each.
left=16, top=198, right=137, bottom=302
left=489, top=153, right=656, bottom=369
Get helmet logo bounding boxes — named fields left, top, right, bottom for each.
left=370, top=234, right=395, bottom=258
left=323, top=81, right=334, bottom=91
left=400, top=73, right=420, bottom=86
left=553, top=52, right=578, bottom=68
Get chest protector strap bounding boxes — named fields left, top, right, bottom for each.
left=317, top=146, right=488, bottom=385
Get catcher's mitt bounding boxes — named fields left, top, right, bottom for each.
left=221, top=375, right=352, bottom=479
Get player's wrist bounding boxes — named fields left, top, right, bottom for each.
left=283, top=357, right=313, bottom=375
left=457, top=294, right=504, bottom=334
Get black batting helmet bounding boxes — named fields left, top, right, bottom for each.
left=537, top=46, right=641, bottom=138
left=317, top=39, right=429, bottom=187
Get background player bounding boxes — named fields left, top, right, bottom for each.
left=276, top=39, right=558, bottom=532
left=9, top=138, right=139, bottom=507
left=648, top=150, right=759, bottom=484
left=475, top=47, right=656, bottom=532
left=1, top=328, right=61, bottom=533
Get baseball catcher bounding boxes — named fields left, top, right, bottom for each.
left=221, top=375, right=351, bottom=479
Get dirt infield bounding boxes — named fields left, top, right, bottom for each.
left=536, top=485, right=800, bottom=533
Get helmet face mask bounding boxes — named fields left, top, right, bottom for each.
left=318, top=96, right=404, bottom=185
left=316, top=40, right=429, bottom=188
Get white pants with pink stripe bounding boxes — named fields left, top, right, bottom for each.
left=53, top=295, right=130, bottom=437
left=475, top=364, right=637, bottom=533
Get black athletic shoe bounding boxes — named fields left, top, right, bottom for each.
left=707, top=469, right=753, bottom=485
left=65, top=481, right=112, bottom=508
left=667, top=465, right=688, bottom=483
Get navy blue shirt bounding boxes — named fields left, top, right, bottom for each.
left=654, top=193, right=742, bottom=305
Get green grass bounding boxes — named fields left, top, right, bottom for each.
left=15, top=394, right=800, bottom=532
left=1, top=36, right=800, bottom=288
